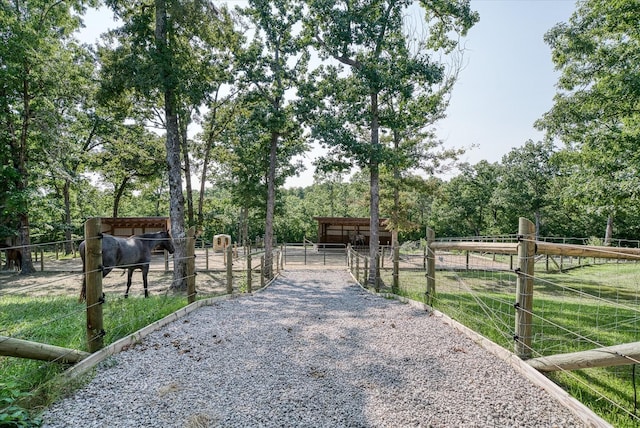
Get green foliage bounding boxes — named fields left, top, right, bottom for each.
left=430, top=161, right=500, bottom=236
left=536, top=0, right=640, bottom=241
left=2, top=0, right=640, bottom=251
left=0, top=381, right=41, bottom=428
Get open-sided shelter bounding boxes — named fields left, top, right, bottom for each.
left=99, top=217, right=171, bottom=238
left=313, top=217, right=391, bottom=246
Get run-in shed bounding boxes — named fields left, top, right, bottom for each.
left=99, top=217, right=171, bottom=238
left=313, top=217, right=391, bottom=246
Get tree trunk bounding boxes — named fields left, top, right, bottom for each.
left=198, top=89, right=220, bottom=226
left=63, top=179, right=73, bottom=254
left=604, top=213, right=614, bottom=246
left=156, top=0, right=187, bottom=291
left=197, top=132, right=213, bottom=226
left=179, top=113, right=194, bottom=227
left=264, top=131, right=278, bottom=279
left=392, top=130, right=400, bottom=247
left=534, top=210, right=541, bottom=241
left=17, top=60, right=34, bottom=274
left=240, top=205, right=249, bottom=247
left=368, top=91, right=380, bottom=288
left=112, top=176, right=129, bottom=218
left=18, top=213, right=34, bottom=274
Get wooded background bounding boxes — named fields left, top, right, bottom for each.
left=1, top=0, right=637, bottom=275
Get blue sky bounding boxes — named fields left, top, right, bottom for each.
left=437, top=0, right=576, bottom=168
left=79, top=0, right=578, bottom=186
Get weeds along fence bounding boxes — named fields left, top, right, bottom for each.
left=349, top=217, right=640, bottom=426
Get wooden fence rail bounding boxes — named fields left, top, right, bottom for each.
left=0, top=335, right=89, bottom=363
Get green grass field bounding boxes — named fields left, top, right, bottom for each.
left=0, top=293, right=190, bottom=424
left=380, top=262, right=640, bottom=427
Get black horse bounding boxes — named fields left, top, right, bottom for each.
left=79, top=231, right=175, bottom=302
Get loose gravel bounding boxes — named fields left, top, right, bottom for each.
left=42, top=269, right=585, bottom=427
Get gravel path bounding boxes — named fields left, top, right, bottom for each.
left=42, top=270, right=584, bottom=427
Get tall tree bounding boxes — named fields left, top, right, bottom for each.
left=0, top=0, right=97, bottom=273
left=536, top=0, right=640, bottom=243
left=304, top=0, right=477, bottom=286
left=431, top=161, right=500, bottom=237
left=491, top=140, right=557, bottom=236
left=90, top=126, right=165, bottom=217
left=38, top=42, right=102, bottom=254
left=236, top=0, right=309, bottom=278
left=100, top=0, right=227, bottom=290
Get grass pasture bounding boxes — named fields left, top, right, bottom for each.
left=0, top=258, right=235, bottom=424
left=380, top=260, right=640, bottom=427
left=0, top=293, right=189, bottom=417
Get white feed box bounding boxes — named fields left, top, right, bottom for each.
left=213, top=234, right=231, bottom=252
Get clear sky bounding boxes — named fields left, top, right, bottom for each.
left=437, top=0, right=576, bottom=168
left=78, top=0, right=578, bottom=187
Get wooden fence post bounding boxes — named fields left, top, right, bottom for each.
left=356, top=254, right=360, bottom=283
left=426, top=228, right=435, bottom=306
left=280, top=247, right=284, bottom=271
left=423, top=244, right=426, bottom=270
left=375, top=254, right=381, bottom=292
left=515, top=217, right=536, bottom=359
left=247, top=252, right=252, bottom=293
left=260, top=256, right=265, bottom=288
left=223, top=243, right=227, bottom=266
left=164, top=250, right=169, bottom=272
left=205, top=247, right=209, bottom=271
left=226, top=245, right=233, bottom=294
left=392, top=243, right=399, bottom=294
left=364, top=258, right=369, bottom=286
left=186, top=227, right=196, bottom=304
left=85, top=217, right=104, bottom=353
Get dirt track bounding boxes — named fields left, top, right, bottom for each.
left=0, top=249, right=512, bottom=299
left=0, top=251, right=231, bottom=299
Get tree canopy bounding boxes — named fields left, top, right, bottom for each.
left=4, top=0, right=640, bottom=275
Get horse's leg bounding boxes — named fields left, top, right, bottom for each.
left=125, top=268, right=133, bottom=298
left=142, top=265, right=150, bottom=298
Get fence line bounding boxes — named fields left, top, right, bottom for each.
left=0, top=221, right=284, bottom=419
left=346, top=217, right=640, bottom=426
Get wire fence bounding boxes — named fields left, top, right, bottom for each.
left=0, top=232, right=283, bottom=416
left=348, top=232, right=640, bottom=427
left=9, top=223, right=640, bottom=425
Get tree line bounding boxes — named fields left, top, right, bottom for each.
left=1, top=0, right=637, bottom=286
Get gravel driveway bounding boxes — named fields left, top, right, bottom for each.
left=42, top=269, right=586, bottom=427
